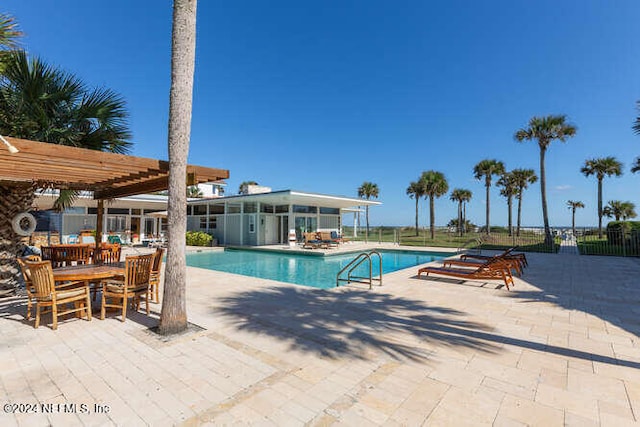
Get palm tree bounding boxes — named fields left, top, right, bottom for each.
left=420, top=171, right=449, bottom=239
left=632, top=158, right=640, bottom=174
left=603, top=200, right=636, bottom=221
left=510, top=168, right=537, bottom=237
left=580, top=157, right=623, bottom=238
left=515, top=115, right=577, bottom=245
left=0, top=51, right=131, bottom=296
left=566, top=200, right=584, bottom=236
left=159, top=0, right=198, bottom=335
left=473, top=159, right=505, bottom=235
left=238, top=180, right=258, bottom=194
left=357, top=182, right=379, bottom=238
left=497, top=171, right=517, bottom=236
left=450, top=188, right=472, bottom=236
left=634, top=101, right=640, bottom=135
left=406, top=181, right=425, bottom=236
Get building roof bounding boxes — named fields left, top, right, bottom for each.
left=0, top=137, right=229, bottom=199
left=189, top=190, right=381, bottom=209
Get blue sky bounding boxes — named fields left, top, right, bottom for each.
left=4, top=0, right=640, bottom=227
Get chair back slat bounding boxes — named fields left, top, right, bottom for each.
left=94, top=244, right=121, bottom=264
left=151, top=248, right=164, bottom=273
left=25, top=260, right=56, bottom=299
left=17, top=255, right=41, bottom=289
left=124, top=253, right=154, bottom=290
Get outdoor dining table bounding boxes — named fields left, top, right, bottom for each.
left=51, top=262, right=125, bottom=284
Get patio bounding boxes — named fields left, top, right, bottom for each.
left=1, top=247, right=639, bottom=426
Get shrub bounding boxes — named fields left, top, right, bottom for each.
left=186, top=231, right=213, bottom=246
left=606, top=221, right=640, bottom=245
left=478, top=225, right=509, bottom=233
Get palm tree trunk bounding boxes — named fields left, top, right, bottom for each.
left=516, top=194, right=523, bottom=237
left=539, top=147, right=552, bottom=245
left=597, top=178, right=603, bottom=238
left=429, top=196, right=435, bottom=240
left=414, top=198, right=419, bottom=237
left=571, top=208, right=576, bottom=236
left=0, top=183, right=36, bottom=297
left=507, top=196, right=513, bottom=237
left=159, top=0, right=197, bottom=335
left=485, top=180, right=490, bottom=235
left=458, top=201, right=463, bottom=237
left=462, top=202, right=467, bottom=234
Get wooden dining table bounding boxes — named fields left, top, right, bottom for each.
left=52, top=262, right=125, bottom=284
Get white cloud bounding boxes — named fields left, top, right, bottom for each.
left=554, top=185, right=573, bottom=191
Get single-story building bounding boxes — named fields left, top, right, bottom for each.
left=32, top=188, right=380, bottom=246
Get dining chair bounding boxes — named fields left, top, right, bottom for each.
left=101, top=253, right=154, bottom=322
left=25, top=260, right=92, bottom=330
left=149, top=248, right=164, bottom=303
left=16, top=255, right=41, bottom=320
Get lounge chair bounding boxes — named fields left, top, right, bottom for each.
left=460, top=247, right=528, bottom=268
left=418, top=262, right=514, bottom=290
left=330, top=231, right=349, bottom=244
left=318, top=232, right=339, bottom=248
left=303, top=232, right=324, bottom=249
left=442, top=254, right=523, bottom=276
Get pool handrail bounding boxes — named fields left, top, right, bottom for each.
left=336, top=250, right=383, bottom=289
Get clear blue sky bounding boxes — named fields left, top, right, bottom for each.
left=4, top=0, right=640, bottom=227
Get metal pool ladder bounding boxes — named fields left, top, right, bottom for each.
left=336, top=250, right=382, bottom=289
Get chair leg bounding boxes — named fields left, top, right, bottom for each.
left=26, top=296, right=32, bottom=321
left=101, top=288, right=106, bottom=320
left=154, top=283, right=159, bottom=303
left=86, top=292, right=92, bottom=321
left=121, top=296, right=127, bottom=322
left=35, top=304, right=40, bottom=329
left=52, top=304, right=58, bottom=330
left=146, top=290, right=150, bottom=315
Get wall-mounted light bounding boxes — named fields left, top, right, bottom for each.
left=0, top=135, right=19, bottom=154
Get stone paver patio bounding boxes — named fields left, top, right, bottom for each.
left=1, top=246, right=639, bottom=426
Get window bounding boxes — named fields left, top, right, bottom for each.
left=248, top=215, right=256, bottom=233
left=320, top=207, right=340, bottom=215
left=260, top=204, right=274, bottom=213
left=131, top=209, right=141, bottom=215
left=199, top=217, right=208, bottom=230
left=107, top=208, right=129, bottom=215
left=227, top=203, right=241, bottom=214
left=244, top=202, right=257, bottom=213
left=209, top=217, right=217, bottom=229
left=293, top=205, right=317, bottom=214
left=193, top=205, right=207, bottom=215
left=275, top=205, right=289, bottom=214
left=88, top=208, right=98, bottom=215
left=64, top=207, right=85, bottom=214
left=210, top=204, right=224, bottom=214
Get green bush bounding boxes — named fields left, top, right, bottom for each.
left=186, top=231, right=213, bottom=246
left=606, top=221, right=640, bottom=245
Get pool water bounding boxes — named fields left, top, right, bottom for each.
left=185, top=249, right=447, bottom=289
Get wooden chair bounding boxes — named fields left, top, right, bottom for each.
left=418, top=262, right=514, bottom=290
left=149, top=248, right=164, bottom=303
left=101, top=253, right=154, bottom=322
left=16, top=255, right=41, bottom=320
left=25, top=260, right=92, bottom=329
left=460, top=247, right=528, bottom=269
left=303, top=232, right=325, bottom=249
left=93, top=243, right=122, bottom=265
left=442, top=255, right=523, bottom=276
left=318, top=231, right=339, bottom=248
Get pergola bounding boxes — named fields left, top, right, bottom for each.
left=0, top=136, right=229, bottom=295
left=0, top=137, right=229, bottom=198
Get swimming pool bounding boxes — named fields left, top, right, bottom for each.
left=185, top=248, right=448, bottom=289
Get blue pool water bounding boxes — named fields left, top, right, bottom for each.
left=185, top=249, right=447, bottom=289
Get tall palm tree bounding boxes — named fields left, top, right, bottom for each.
left=357, top=182, right=379, bottom=238
left=580, top=157, right=623, bottom=238
left=603, top=200, right=636, bottom=221
left=473, top=159, right=505, bottom=235
left=510, top=168, right=537, bottom=237
left=497, top=171, right=517, bottom=236
left=515, top=115, right=577, bottom=245
left=450, top=188, right=472, bottom=236
left=420, top=171, right=449, bottom=239
left=159, top=0, right=198, bottom=335
left=406, top=181, right=425, bottom=236
left=632, top=158, right=640, bottom=174
left=566, top=200, right=584, bottom=236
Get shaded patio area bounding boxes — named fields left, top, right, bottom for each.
left=0, top=248, right=639, bottom=425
